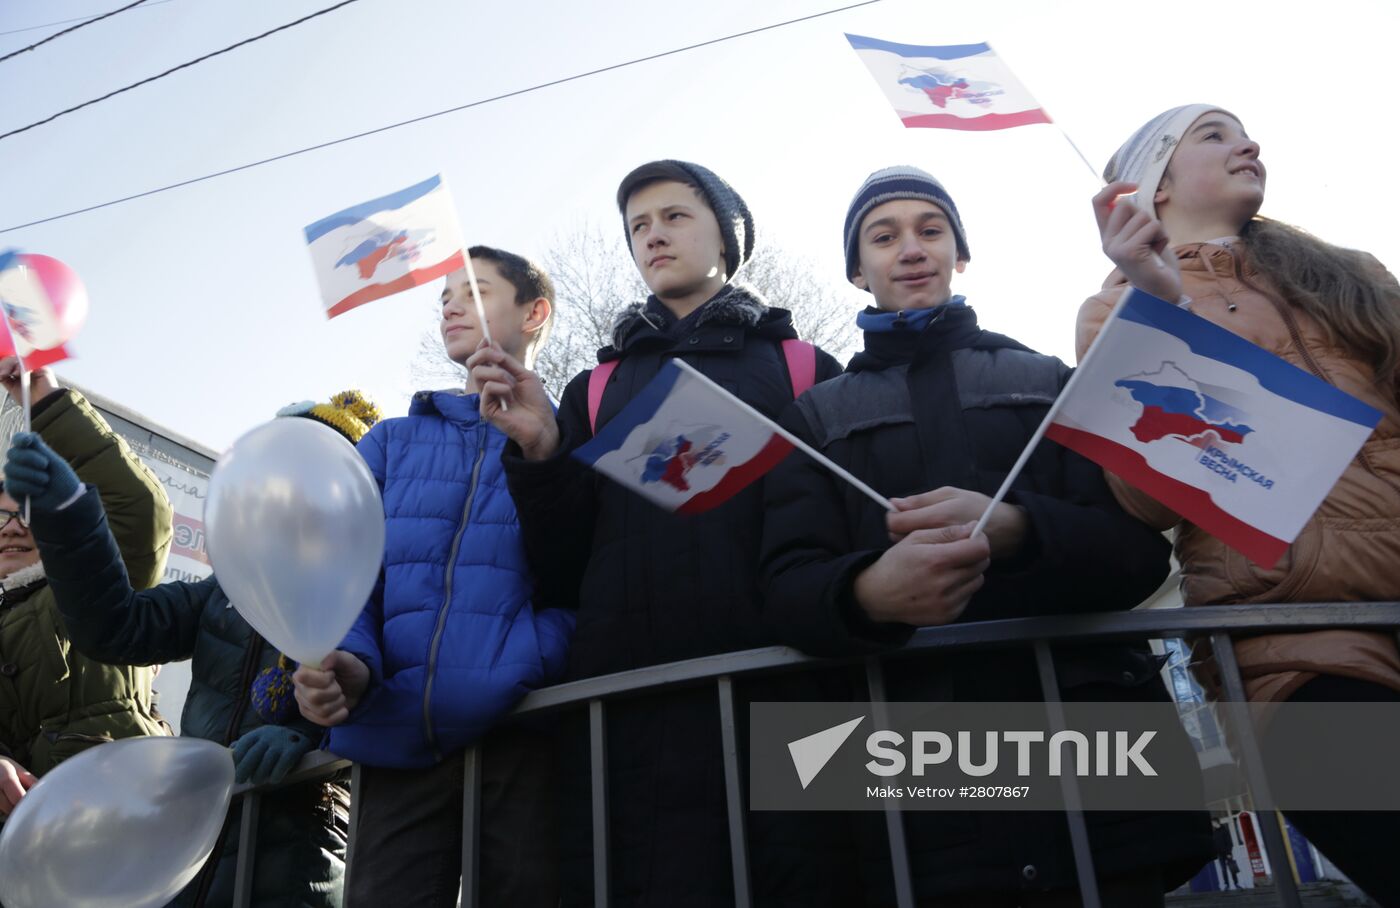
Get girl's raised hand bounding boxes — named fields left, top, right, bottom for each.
left=1092, top=181, right=1183, bottom=303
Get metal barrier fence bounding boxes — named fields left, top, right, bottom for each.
left=229, top=602, right=1400, bottom=908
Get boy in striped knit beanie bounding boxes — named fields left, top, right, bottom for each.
left=756, top=165, right=1207, bottom=903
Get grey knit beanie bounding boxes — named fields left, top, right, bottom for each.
left=1103, top=104, right=1231, bottom=215
left=843, top=165, right=969, bottom=286
left=616, top=160, right=755, bottom=279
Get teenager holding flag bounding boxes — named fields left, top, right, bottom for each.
left=758, top=166, right=1212, bottom=905
left=294, top=250, right=573, bottom=908
left=1081, top=105, right=1400, bottom=903
left=468, top=161, right=857, bottom=907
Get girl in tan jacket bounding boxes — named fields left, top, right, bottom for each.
left=1078, top=103, right=1400, bottom=904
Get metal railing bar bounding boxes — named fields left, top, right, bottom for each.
left=225, top=604, right=1399, bottom=907
left=716, top=676, right=752, bottom=908
left=341, top=763, right=363, bottom=899
left=865, top=658, right=916, bottom=908
left=590, top=698, right=611, bottom=908
left=231, top=790, right=260, bottom=908
left=228, top=750, right=351, bottom=796
left=227, top=752, right=351, bottom=907
left=1209, top=632, right=1301, bottom=908
left=461, top=743, right=482, bottom=908
left=509, top=604, right=1400, bottom=717
left=1033, top=640, right=1100, bottom=908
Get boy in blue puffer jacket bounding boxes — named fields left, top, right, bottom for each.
left=293, top=246, right=574, bottom=908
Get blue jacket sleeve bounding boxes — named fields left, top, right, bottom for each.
left=337, top=425, right=388, bottom=681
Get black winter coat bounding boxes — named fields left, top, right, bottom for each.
left=759, top=305, right=1214, bottom=901
left=32, top=488, right=347, bottom=908
left=504, top=286, right=860, bottom=908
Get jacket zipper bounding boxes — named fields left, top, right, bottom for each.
left=222, top=634, right=265, bottom=746
left=421, top=431, right=487, bottom=762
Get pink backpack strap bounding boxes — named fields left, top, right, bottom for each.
left=587, top=360, right=619, bottom=434
left=782, top=338, right=817, bottom=398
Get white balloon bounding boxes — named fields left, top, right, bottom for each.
left=0, top=737, right=234, bottom=908
left=205, top=418, right=385, bottom=666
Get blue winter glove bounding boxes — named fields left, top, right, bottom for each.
left=3, top=432, right=81, bottom=512
left=230, top=724, right=316, bottom=786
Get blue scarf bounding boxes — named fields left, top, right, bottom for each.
left=856, top=296, right=967, bottom=334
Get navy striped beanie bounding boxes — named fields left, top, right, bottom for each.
left=617, top=159, right=755, bottom=279
left=843, top=165, right=969, bottom=284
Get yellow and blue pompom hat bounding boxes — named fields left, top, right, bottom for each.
left=274, top=389, right=381, bottom=445
left=251, top=653, right=300, bottom=725
left=251, top=389, right=382, bottom=724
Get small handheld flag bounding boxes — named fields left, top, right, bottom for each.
left=0, top=249, right=90, bottom=523
left=846, top=36, right=1050, bottom=132
left=573, top=359, right=889, bottom=514
left=0, top=250, right=87, bottom=371
left=305, top=175, right=467, bottom=319
left=979, top=288, right=1380, bottom=566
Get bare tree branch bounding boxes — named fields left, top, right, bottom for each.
left=741, top=243, right=860, bottom=362
left=408, top=304, right=467, bottom=391
left=535, top=221, right=647, bottom=395
left=408, top=223, right=861, bottom=395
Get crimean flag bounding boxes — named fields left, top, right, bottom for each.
left=846, top=35, right=1051, bottom=131
left=1047, top=288, right=1380, bottom=566
left=573, top=359, right=798, bottom=514
left=0, top=250, right=88, bottom=370
left=304, top=175, right=467, bottom=319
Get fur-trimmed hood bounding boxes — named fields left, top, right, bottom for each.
left=610, top=283, right=770, bottom=351
left=0, top=560, right=47, bottom=604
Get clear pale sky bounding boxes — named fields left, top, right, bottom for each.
left=2, top=0, right=1395, bottom=451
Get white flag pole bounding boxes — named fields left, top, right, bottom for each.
left=18, top=367, right=30, bottom=524
left=1058, top=129, right=1102, bottom=184
left=436, top=177, right=491, bottom=346
left=459, top=251, right=508, bottom=412
left=441, top=174, right=508, bottom=413
left=0, top=258, right=33, bottom=520
left=19, top=369, right=29, bottom=436
left=671, top=358, right=893, bottom=512
left=970, top=288, right=1138, bottom=538
left=461, top=251, right=493, bottom=347
left=981, top=42, right=1102, bottom=185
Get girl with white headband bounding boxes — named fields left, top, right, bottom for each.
left=1079, top=104, right=1400, bottom=904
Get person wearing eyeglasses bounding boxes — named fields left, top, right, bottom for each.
left=0, top=356, right=173, bottom=819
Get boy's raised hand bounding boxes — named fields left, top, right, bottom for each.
left=1092, top=181, right=1182, bottom=303
left=292, top=650, right=370, bottom=727
left=889, top=487, right=1027, bottom=560
left=466, top=341, right=560, bottom=461
left=0, top=356, right=57, bottom=406
left=4, top=432, right=81, bottom=512
left=853, top=522, right=991, bottom=628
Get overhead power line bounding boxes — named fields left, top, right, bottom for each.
left=0, top=0, right=881, bottom=236
left=0, top=0, right=364, bottom=141
left=0, top=0, right=175, bottom=38
left=0, top=0, right=156, bottom=64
